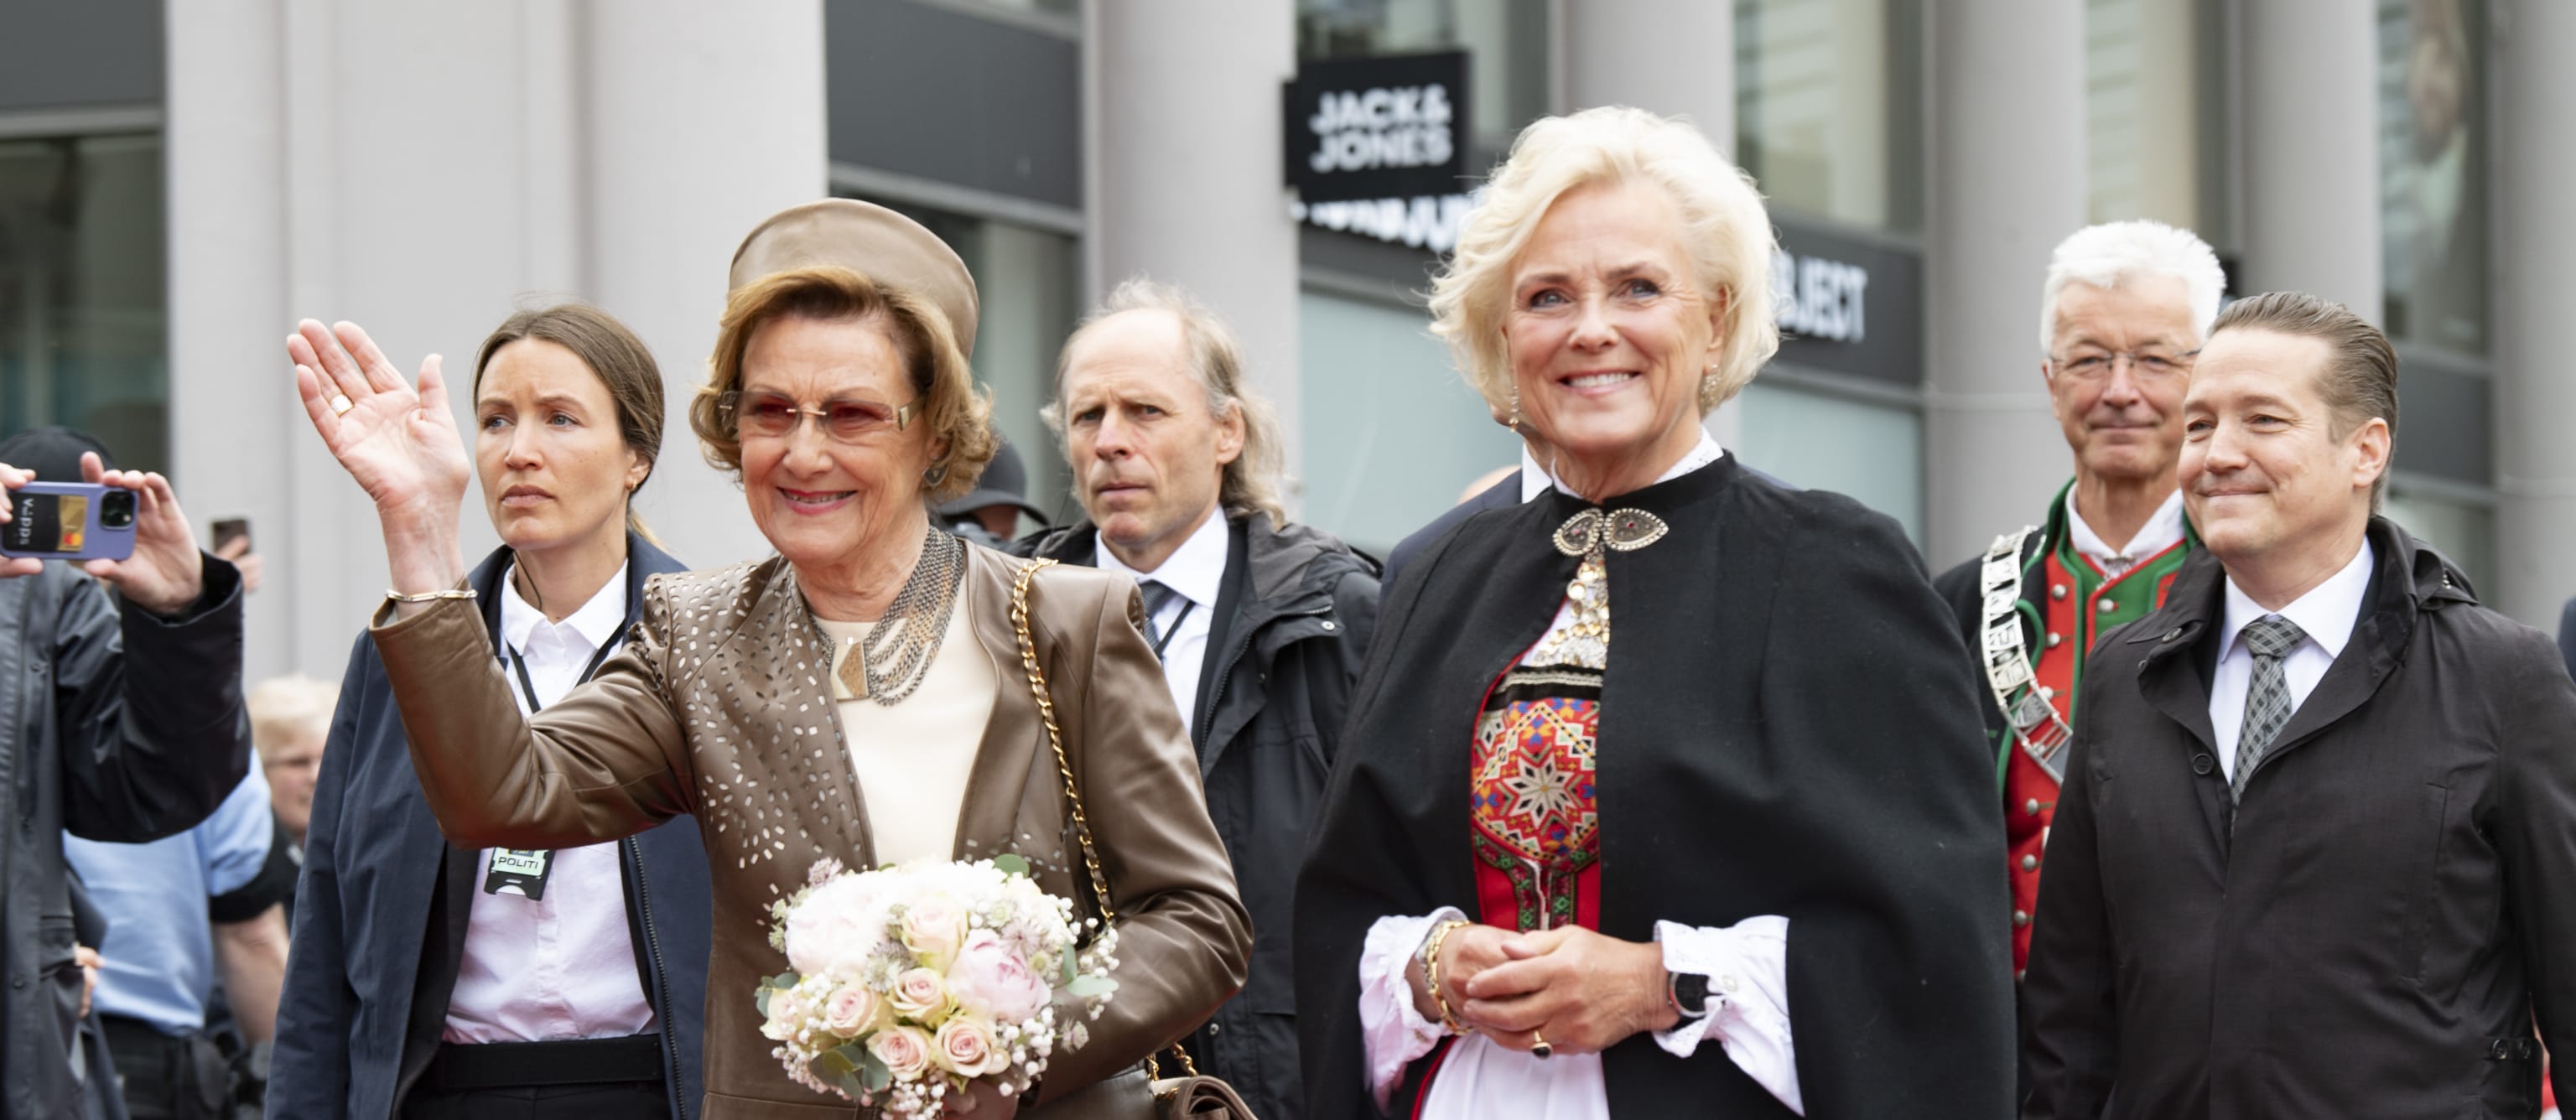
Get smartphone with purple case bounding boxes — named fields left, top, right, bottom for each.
left=1, top=483, right=138, bottom=562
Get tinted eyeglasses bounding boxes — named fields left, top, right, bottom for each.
left=719, top=390, right=917, bottom=443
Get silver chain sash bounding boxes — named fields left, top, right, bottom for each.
left=1979, top=526, right=2074, bottom=783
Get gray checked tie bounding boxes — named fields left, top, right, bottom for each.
left=2230, top=614, right=2308, bottom=803
left=1136, top=579, right=1180, bottom=657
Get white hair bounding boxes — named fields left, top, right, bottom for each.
left=1430, top=106, right=1779, bottom=414
left=248, top=673, right=338, bottom=758
left=2038, top=220, right=2226, bottom=355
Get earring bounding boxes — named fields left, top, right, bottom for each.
left=923, top=463, right=949, bottom=488
left=1508, top=388, right=1523, bottom=433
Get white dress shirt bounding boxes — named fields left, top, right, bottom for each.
left=1359, top=433, right=1805, bottom=1118
left=444, top=563, right=658, bottom=1044
left=1517, top=445, right=1553, bottom=502
left=2064, top=489, right=2188, bottom=577
left=2210, top=540, right=2377, bottom=780
left=1094, top=508, right=1229, bottom=725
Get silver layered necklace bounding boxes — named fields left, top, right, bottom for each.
left=834, top=525, right=966, bottom=706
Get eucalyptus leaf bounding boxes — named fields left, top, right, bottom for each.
left=755, top=988, right=772, bottom=1017
left=862, top=1050, right=895, bottom=1093
left=993, top=853, right=1031, bottom=876
left=1063, top=974, right=1119, bottom=998
left=834, top=1069, right=867, bottom=1100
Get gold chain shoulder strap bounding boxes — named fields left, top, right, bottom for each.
left=1008, top=557, right=1119, bottom=922
left=1006, top=558, right=1202, bottom=1081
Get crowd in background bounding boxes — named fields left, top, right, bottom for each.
left=2, top=102, right=2573, bottom=1120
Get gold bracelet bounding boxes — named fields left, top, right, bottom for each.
left=1422, top=920, right=1474, bottom=1035
left=384, top=587, right=476, bottom=604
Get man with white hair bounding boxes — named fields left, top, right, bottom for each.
left=1020, top=278, right=1379, bottom=1120
left=1933, top=220, right=2226, bottom=982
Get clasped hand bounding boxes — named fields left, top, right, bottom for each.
left=1413, top=923, right=1679, bottom=1057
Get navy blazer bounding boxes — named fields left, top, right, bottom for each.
left=273, top=536, right=712, bottom=1119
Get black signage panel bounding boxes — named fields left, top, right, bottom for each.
left=1768, top=217, right=1924, bottom=387
left=1283, top=51, right=1470, bottom=204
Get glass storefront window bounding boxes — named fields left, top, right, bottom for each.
left=848, top=195, right=1083, bottom=525
left=1298, top=289, right=1519, bottom=554
left=0, top=131, right=165, bottom=473
left=1734, top=0, right=1926, bottom=233
left=1296, top=0, right=1550, bottom=159
left=2085, top=0, right=2230, bottom=243
left=2381, top=484, right=2494, bottom=594
left=2378, top=0, right=2487, bottom=355
left=1735, top=379, right=1924, bottom=545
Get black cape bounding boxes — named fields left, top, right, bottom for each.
left=1293, top=457, right=2014, bottom=1117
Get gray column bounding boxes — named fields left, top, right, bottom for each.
left=1923, top=0, right=2088, bottom=567
left=2237, top=0, right=2382, bottom=313
left=584, top=1, right=829, bottom=573
left=167, top=0, right=296, bottom=682
left=166, top=0, right=825, bottom=678
left=2495, top=0, right=2576, bottom=629
left=1086, top=0, right=1303, bottom=484
left=1561, top=0, right=1743, bottom=444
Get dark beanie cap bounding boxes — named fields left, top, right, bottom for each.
left=0, top=426, right=115, bottom=481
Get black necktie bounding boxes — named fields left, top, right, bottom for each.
left=1137, top=579, right=1180, bottom=659
left=2231, top=614, right=2308, bottom=804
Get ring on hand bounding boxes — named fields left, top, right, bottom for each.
left=1530, top=1032, right=1553, bottom=1060
left=329, top=393, right=354, bottom=417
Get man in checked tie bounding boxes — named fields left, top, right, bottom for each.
left=1018, top=277, right=1380, bottom=1120
left=2022, top=291, right=2576, bottom=1118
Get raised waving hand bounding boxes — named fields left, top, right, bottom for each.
left=288, top=319, right=470, bottom=604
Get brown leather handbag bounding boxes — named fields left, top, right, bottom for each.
left=1009, top=559, right=1259, bottom=1120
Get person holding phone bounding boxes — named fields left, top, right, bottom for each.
left=0, top=425, right=253, bottom=1120
left=272, top=303, right=715, bottom=1120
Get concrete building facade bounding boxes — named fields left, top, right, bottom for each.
left=1, top=0, right=2563, bottom=682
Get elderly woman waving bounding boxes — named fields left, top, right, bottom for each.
left=291, top=200, right=1249, bottom=1118
left=1293, top=108, right=2012, bottom=1118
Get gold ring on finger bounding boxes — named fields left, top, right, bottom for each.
left=1530, top=1031, right=1553, bottom=1060
left=329, top=394, right=354, bottom=416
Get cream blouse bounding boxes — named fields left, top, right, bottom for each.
left=813, top=594, right=999, bottom=867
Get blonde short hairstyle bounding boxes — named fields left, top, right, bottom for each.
left=690, top=266, right=997, bottom=504
left=1042, top=277, right=1287, bottom=523
left=1429, top=106, right=1780, bottom=415
left=247, top=674, right=337, bottom=759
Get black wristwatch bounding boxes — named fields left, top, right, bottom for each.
left=1666, top=971, right=1714, bottom=1020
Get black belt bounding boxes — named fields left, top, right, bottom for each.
left=420, top=1035, right=665, bottom=1091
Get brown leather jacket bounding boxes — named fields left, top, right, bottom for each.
left=371, top=543, right=1251, bottom=1117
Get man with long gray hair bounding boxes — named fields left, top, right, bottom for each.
left=1019, top=277, right=1379, bottom=1120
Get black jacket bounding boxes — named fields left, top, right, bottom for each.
left=2557, top=595, right=2573, bottom=680
left=1023, top=513, right=1379, bottom=1120
left=2024, top=519, right=2576, bottom=1118
left=1298, top=458, right=2013, bottom=1118
left=273, top=538, right=713, bottom=1119
left=0, top=557, right=249, bottom=1120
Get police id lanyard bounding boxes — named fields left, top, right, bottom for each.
left=484, top=603, right=634, bottom=901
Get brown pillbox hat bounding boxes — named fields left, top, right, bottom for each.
left=727, top=199, right=981, bottom=360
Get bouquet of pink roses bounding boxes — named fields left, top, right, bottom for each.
left=757, top=855, right=1119, bottom=1116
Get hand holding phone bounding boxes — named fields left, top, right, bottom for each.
left=0, top=454, right=207, bottom=614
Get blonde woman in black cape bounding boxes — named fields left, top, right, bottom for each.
left=1293, top=107, right=2014, bottom=1118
